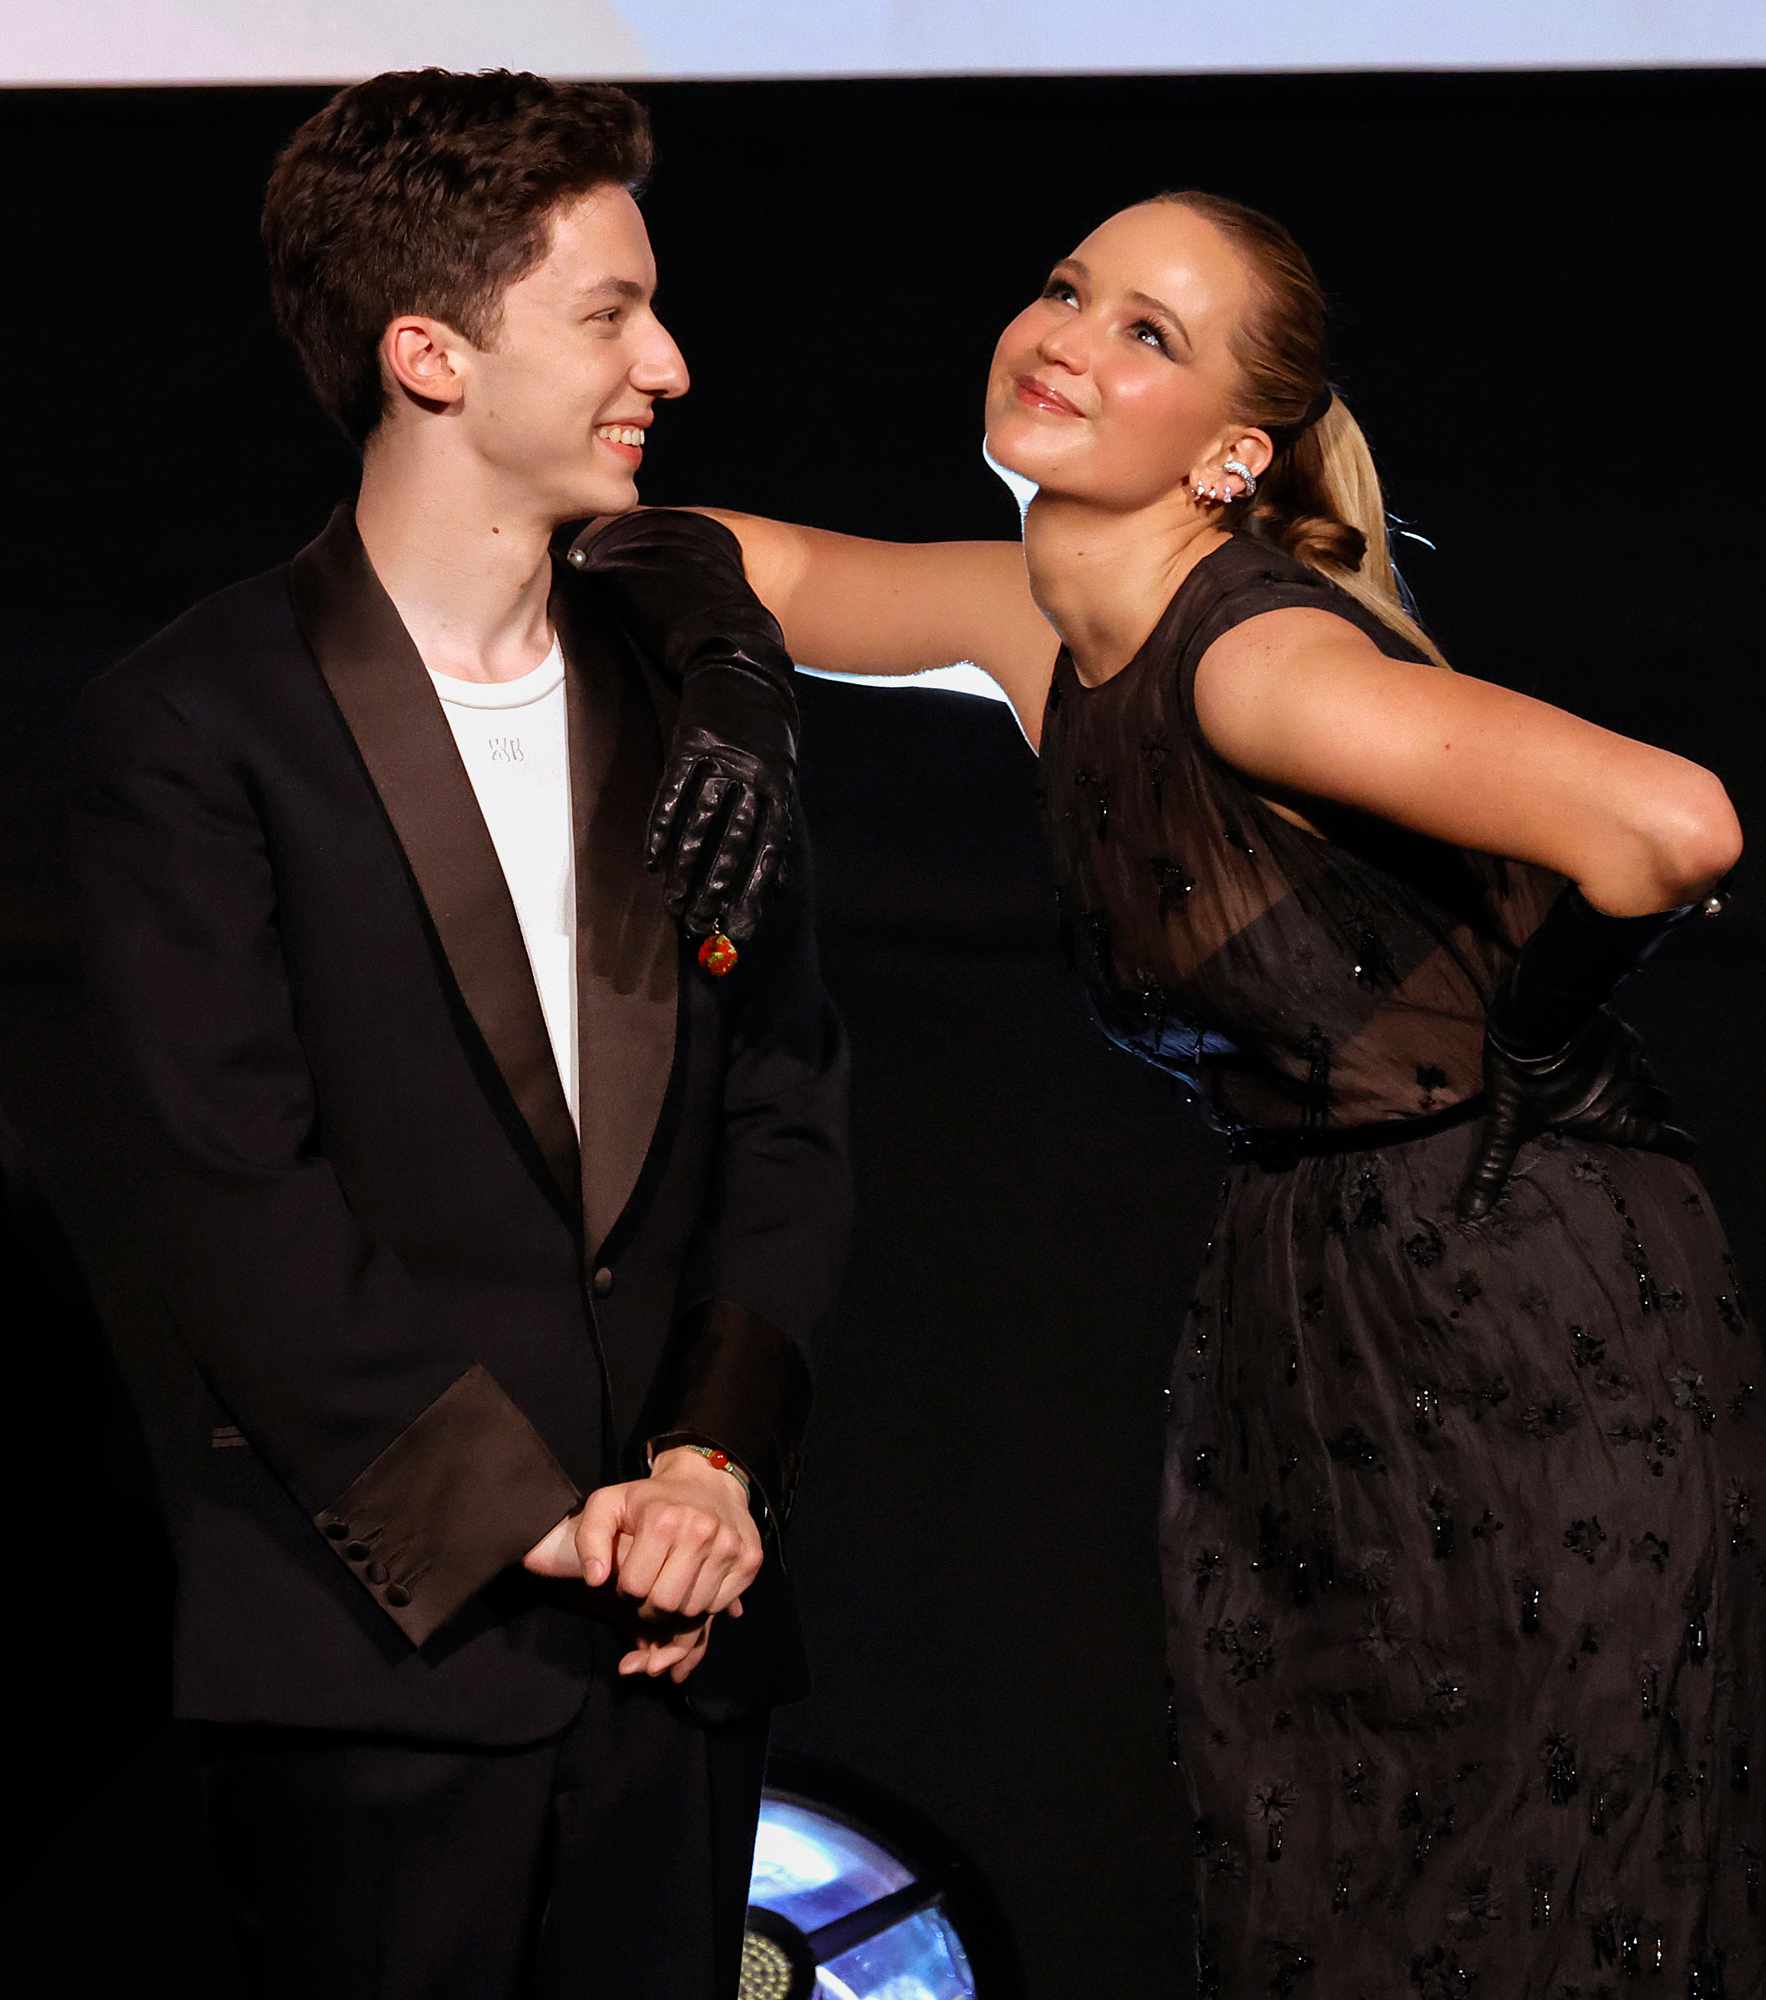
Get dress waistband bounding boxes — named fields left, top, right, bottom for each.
left=1228, top=1097, right=1486, bottom=1172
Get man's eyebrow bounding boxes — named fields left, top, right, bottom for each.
left=1059, top=256, right=1194, bottom=351
left=575, top=276, right=649, bottom=304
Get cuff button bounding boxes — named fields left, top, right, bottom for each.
left=384, top=1583, right=412, bottom=1608
left=320, top=1518, right=350, bottom=1541
left=366, top=1561, right=388, bottom=1585
left=344, top=1541, right=372, bottom=1563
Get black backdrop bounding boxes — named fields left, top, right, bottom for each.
left=3, top=69, right=1762, bottom=1993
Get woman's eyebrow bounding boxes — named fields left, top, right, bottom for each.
left=1062, top=256, right=1194, bottom=350
left=1126, top=288, right=1194, bottom=351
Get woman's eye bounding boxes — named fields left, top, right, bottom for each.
left=1040, top=278, right=1077, bottom=305
left=1131, top=321, right=1168, bottom=353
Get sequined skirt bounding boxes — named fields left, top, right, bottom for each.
left=1161, top=1120, right=1762, bottom=1998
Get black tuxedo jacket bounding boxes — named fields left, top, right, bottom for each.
left=54, top=505, right=850, bottom=1746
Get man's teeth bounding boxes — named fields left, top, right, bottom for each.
left=596, top=425, right=645, bottom=447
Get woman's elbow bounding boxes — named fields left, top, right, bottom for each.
left=1653, top=766, right=1743, bottom=899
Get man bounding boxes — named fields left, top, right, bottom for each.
left=54, top=68, right=849, bottom=1997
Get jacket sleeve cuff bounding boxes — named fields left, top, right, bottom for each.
left=642, top=1299, right=812, bottom=1528
left=313, top=1364, right=581, bottom=1649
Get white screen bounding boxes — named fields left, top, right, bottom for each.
left=7, top=1, right=1763, bottom=86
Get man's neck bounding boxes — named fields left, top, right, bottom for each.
left=355, top=438, right=559, bottom=684
left=1022, top=490, right=1228, bottom=688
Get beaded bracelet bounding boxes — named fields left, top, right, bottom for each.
left=678, top=1442, right=753, bottom=1502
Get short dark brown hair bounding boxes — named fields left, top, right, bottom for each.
left=263, top=69, right=653, bottom=445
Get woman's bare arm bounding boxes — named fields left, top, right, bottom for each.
left=1193, top=607, right=1742, bottom=914
left=696, top=510, right=1061, bottom=746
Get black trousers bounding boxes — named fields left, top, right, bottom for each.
left=198, top=1658, right=768, bottom=2000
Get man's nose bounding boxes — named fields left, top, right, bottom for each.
left=636, top=319, right=690, bottom=399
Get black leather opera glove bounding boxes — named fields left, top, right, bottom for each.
left=1456, top=884, right=1718, bottom=1220
left=571, top=510, right=797, bottom=945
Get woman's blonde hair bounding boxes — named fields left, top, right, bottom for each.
left=1156, top=190, right=1449, bottom=669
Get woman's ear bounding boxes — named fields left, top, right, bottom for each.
left=1227, top=428, right=1274, bottom=484
left=1189, top=427, right=1277, bottom=507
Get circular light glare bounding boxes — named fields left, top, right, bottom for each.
left=747, top=1790, right=986, bottom=2000
left=752, top=1814, right=844, bottom=1896
left=750, top=1800, right=913, bottom=1935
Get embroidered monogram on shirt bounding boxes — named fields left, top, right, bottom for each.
left=488, top=737, right=526, bottom=762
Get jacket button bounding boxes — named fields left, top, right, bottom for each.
left=384, top=1583, right=412, bottom=1608
left=592, top=1266, right=615, bottom=1298
left=344, top=1541, right=372, bottom=1563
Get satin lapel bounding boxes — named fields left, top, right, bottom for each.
left=553, top=574, right=681, bottom=1256
left=288, top=505, right=580, bottom=1214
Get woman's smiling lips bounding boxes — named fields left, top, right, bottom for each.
left=1013, top=374, right=1084, bottom=417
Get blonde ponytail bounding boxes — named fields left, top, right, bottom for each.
left=1249, top=399, right=1450, bottom=669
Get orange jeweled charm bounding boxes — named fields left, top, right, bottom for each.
left=697, top=931, right=739, bottom=978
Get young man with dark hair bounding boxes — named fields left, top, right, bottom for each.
left=55, top=68, right=848, bottom=1998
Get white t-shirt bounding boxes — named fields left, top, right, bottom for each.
left=427, top=642, right=578, bottom=1130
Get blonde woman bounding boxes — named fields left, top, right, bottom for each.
left=592, top=192, right=1754, bottom=1994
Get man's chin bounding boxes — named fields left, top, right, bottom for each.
left=546, top=481, right=640, bottom=531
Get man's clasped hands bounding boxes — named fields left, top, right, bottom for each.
left=522, top=1447, right=763, bottom=1683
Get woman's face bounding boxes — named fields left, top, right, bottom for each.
left=984, top=201, right=1255, bottom=510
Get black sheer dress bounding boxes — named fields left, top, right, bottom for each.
left=1038, top=534, right=1761, bottom=1997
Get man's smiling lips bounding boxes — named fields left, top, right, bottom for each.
left=595, top=417, right=650, bottom=462
left=1013, top=374, right=1084, bottom=417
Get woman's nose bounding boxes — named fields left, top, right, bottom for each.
left=1035, top=315, right=1087, bottom=374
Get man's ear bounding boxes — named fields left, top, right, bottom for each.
left=381, top=315, right=469, bottom=412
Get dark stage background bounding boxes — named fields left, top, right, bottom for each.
left=3, top=69, right=1761, bottom=1992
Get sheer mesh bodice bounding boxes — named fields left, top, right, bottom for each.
left=1039, top=534, right=1559, bottom=1135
